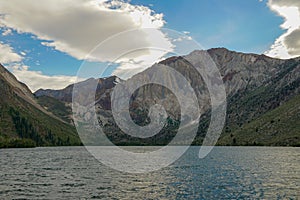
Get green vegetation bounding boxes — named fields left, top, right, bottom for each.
left=8, top=106, right=80, bottom=146
left=0, top=137, right=36, bottom=148
left=101, top=116, right=180, bottom=146
left=0, top=101, right=81, bottom=148
left=218, top=94, right=300, bottom=146
left=0, top=64, right=82, bottom=148
left=37, top=95, right=72, bottom=123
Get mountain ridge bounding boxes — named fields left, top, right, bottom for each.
left=33, top=48, right=300, bottom=146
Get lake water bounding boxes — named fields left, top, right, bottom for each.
left=0, top=147, right=299, bottom=199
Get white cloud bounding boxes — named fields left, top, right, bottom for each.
left=265, top=0, right=300, bottom=58
left=8, top=64, right=80, bottom=92
left=0, top=46, right=77, bottom=95
left=0, top=0, right=173, bottom=79
left=0, top=42, right=78, bottom=92
left=172, top=35, right=193, bottom=42
left=0, top=42, right=23, bottom=64
left=112, top=48, right=168, bottom=79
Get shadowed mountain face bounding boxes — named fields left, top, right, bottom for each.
left=0, top=64, right=81, bottom=148
left=34, top=48, right=300, bottom=146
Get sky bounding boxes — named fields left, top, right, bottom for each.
left=0, top=0, right=300, bottom=91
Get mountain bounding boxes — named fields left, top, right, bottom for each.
left=35, top=76, right=120, bottom=124
left=35, top=76, right=119, bottom=102
left=34, top=48, right=300, bottom=146
left=0, top=63, right=81, bottom=148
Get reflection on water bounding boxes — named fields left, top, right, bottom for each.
left=0, top=147, right=299, bottom=199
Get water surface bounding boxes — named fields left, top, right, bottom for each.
left=0, top=147, right=299, bottom=199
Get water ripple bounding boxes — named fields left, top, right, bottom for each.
left=0, top=147, right=299, bottom=199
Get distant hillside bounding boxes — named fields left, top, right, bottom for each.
left=34, top=48, right=300, bottom=146
left=219, top=93, right=300, bottom=146
left=0, top=64, right=81, bottom=148
left=36, top=95, right=73, bottom=124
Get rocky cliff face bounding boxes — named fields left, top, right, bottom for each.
left=34, top=48, right=300, bottom=146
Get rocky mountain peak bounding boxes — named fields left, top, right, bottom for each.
left=35, top=75, right=122, bottom=103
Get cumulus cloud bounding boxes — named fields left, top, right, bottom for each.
left=8, top=64, right=80, bottom=92
left=0, top=42, right=23, bottom=64
left=265, top=0, right=300, bottom=58
left=284, top=29, right=300, bottom=55
left=112, top=47, right=169, bottom=78
left=0, top=0, right=173, bottom=80
left=0, top=42, right=78, bottom=91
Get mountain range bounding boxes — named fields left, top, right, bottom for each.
left=0, top=48, right=299, bottom=147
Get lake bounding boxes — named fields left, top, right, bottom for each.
left=0, top=147, right=299, bottom=199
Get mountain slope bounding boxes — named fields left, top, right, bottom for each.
left=0, top=64, right=81, bottom=148
left=36, top=95, right=73, bottom=124
left=218, top=93, right=300, bottom=146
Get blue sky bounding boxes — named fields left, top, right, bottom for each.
left=0, top=0, right=299, bottom=91
left=130, top=0, right=283, bottom=53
